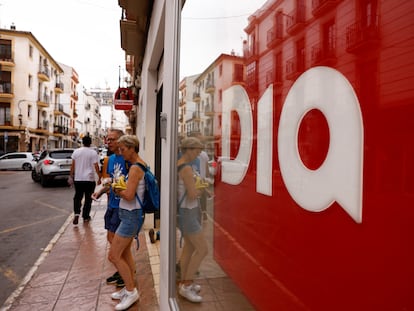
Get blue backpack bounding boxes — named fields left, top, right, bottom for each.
left=134, top=162, right=160, bottom=214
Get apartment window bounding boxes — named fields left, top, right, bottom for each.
left=233, top=64, right=244, bottom=82
left=0, top=39, right=12, bottom=59
left=28, top=74, right=33, bottom=88
left=28, top=105, right=32, bottom=118
left=219, top=64, right=223, bottom=76
left=0, top=103, right=11, bottom=125
left=323, top=20, right=336, bottom=54
left=29, top=45, right=33, bottom=58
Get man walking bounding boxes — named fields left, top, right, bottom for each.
left=70, top=135, right=101, bottom=224
left=100, top=129, right=128, bottom=287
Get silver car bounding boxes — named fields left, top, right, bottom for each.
left=31, top=149, right=74, bottom=186
left=0, top=152, right=37, bottom=171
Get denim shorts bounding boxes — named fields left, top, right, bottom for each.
left=104, top=207, right=121, bottom=233
left=177, top=207, right=202, bottom=235
left=115, top=208, right=143, bottom=238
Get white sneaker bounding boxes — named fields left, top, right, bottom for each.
left=191, top=283, right=201, bottom=293
left=115, top=288, right=139, bottom=310
left=111, top=287, right=126, bottom=300
left=179, top=284, right=202, bottom=303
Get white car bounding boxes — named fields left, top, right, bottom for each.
left=31, top=149, right=74, bottom=186
left=0, top=152, right=37, bottom=171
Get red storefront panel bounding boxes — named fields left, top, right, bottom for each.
left=213, top=1, right=414, bottom=310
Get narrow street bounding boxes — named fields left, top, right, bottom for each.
left=0, top=171, right=73, bottom=306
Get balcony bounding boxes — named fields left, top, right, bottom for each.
left=205, top=104, right=214, bottom=117
left=0, top=52, right=15, bottom=67
left=37, top=94, right=50, bottom=107
left=193, top=92, right=201, bottom=102
left=38, top=64, right=50, bottom=82
left=286, top=56, right=305, bottom=80
left=346, top=20, right=380, bottom=54
left=36, top=120, right=49, bottom=132
left=179, top=98, right=185, bottom=107
left=54, top=82, right=64, bottom=93
left=71, top=91, right=79, bottom=100
left=204, top=127, right=214, bottom=138
left=286, top=5, right=306, bottom=35
left=311, top=43, right=337, bottom=66
left=192, top=111, right=201, bottom=121
left=0, top=82, right=13, bottom=98
left=54, top=103, right=64, bottom=115
left=205, top=80, right=215, bottom=93
left=54, top=125, right=69, bottom=135
left=266, top=28, right=283, bottom=48
left=311, top=0, right=340, bottom=17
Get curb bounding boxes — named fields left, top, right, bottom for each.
left=0, top=213, right=73, bottom=311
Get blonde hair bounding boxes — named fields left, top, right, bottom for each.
left=180, top=137, right=203, bottom=152
left=118, top=135, right=140, bottom=152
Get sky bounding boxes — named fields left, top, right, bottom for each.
left=0, top=0, right=268, bottom=90
left=180, top=0, right=268, bottom=78
left=0, top=0, right=126, bottom=91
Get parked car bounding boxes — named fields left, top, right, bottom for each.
left=0, top=152, right=37, bottom=171
left=32, top=149, right=74, bottom=186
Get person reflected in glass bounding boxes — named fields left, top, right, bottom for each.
left=177, top=137, right=209, bottom=303
left=109, top=135, right=145, bottom=310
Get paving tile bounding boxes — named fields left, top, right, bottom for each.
left=28, top=271, right=68, bottom=288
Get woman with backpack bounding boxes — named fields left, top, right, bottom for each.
left=108, top=135, right=145, bottom=310
left=177, top=137, right=209, bottom=303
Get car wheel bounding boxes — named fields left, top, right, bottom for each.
left=40, top=172, right=48, bottom=187
left=22, top=163, right=32, bottom=171
left=31, top=170, right=39, bottom=182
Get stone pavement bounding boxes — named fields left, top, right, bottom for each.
left=1, top=199, right=159, bottom=311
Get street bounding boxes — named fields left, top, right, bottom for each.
left=0, top=170, right=73, bottom=306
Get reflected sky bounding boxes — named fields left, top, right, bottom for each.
left=180, top=0, right=268, bottom=79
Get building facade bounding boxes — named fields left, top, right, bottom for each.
left=0, top=28, right=66, bottom=153
left=0, top=27, right=107, bottom=154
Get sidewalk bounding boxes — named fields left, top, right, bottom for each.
left=2, top=199, right=160, bottom=311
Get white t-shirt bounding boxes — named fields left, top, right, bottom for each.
left=198, top=151, right=209, bottom=178
left=72, top=147, right=99, bottom=182
left=119, top=177, right=145, bottom=211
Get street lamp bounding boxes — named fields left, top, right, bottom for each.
left=18, top=113, right=22, bottom=128
left=17, top=99, right=26, bottom=128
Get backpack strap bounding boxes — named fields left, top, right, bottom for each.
left=133, top=162, right=147, bottom=208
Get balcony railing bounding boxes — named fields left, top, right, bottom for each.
left=286, top=5, right=306, bottom=34
left=286, top=56, right=305, bottom=80
left=54, top=125, right=69, bottom=135
left=192, top=111, right=201, bottom=120
left=346, top=19, right=380, bottom=53
left=38, top=64, right=50, bottom=81
left=205, top=80, right=215, bottom=93
left=205, top=104, right=214, bottom=116
left=54, top=103, right=64, bottom=112
left=266, top=28, right=283, bottom=48
left=0, top=82, right=13, bottom=94
left=37, top=93, right=50, bottom=107
left=311, top=43, right=337, bottom=66
left=55, top=82, right=64, bottom=92
left=193, top=92, right=201, bottom=102
left=0, top=51, right=14, bottom=65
